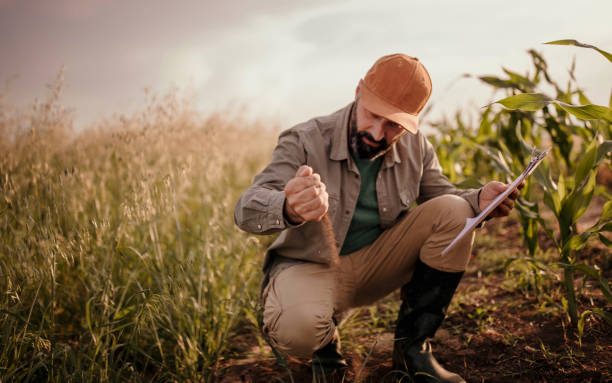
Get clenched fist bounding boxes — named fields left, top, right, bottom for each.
left=283, top=165, right=329, bottom=224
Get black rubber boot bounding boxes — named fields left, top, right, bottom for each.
left=392, top=259, right=466, bottom=383
left=312, top=329, right=348, bottom=375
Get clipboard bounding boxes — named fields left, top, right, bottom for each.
left=440, top=148, right=550, bottom=257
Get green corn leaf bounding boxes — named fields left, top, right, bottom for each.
left=545, top=39, right=612, bottom=62
left=557, top=87, right=573, bottom=104
left=573, top=263, right=612, bottom=302
left=592, top=308, right=612, bottom=326
left=577, top=90, right=592, bottom=105
left=534, top=161, right=556, bottom=192
left=554, top=102, right=612, bottom=122
left=599, top=233, right=612, bottom=247
left=601, top=200, right=612, bottom=221
left=558, top=205, right=573, bottom=239
left=573, top=142, right=598, bottom=189
left=477, top=108, right=493, bottom=140
left=569, top=173, right=597, bottom=222
left=515, top=121, right=537, bottom=154
left=596, top=140, right=612, bottom=163
left=518, top=206, right=538, bottom=223
left=518, top=196, right=538, bottom=208
left=502, top=68, right=536, bottom=89
left=479, top=76, right=515, bottom=89
left=572, top=262, right=601, bottom=279
left=543, top=192, right=560, bottom=218
left=516, top=202, right=540, bottom=219
left=476, top=144, right=513, bottom=175
left=563, top=235, right=589, bottom=252
left=534, top=163, right=562, bottom=217
left=454, top=178, right=483, bottom=189
left=557, top=173, right=567, bottom=201
left=492, top=93, right=552, bottom=112
left=537, top=215, right=558, bottom=247
left=577, top=309, right=591, bottom=339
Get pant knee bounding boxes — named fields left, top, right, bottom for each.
left=420, top=195, right=475, bottom=272
left=430, top=195, right=474, bottom=230
left=266, top=303, right=334, bottom=359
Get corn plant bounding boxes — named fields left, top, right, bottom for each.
left=485, top=40, right=612, bottom=325
left=429, top=112, right=490, bottom=188
left=432, top=40, right=611, bottom=326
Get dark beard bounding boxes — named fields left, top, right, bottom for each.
left=349, top=116, right=390, bottom=160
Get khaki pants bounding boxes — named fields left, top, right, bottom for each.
left=262, top=194, right=476, bottom=359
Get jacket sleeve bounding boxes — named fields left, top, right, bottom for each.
left=234, top=128, right=306, bottom=234
left=417, top=135, right=482, bottom=215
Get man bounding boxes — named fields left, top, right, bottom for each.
left=234, top=54, right=518, bottom=382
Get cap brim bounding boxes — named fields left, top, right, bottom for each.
left=358, top=80, right=419, bottom=134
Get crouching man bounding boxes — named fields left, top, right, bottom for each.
left=234, top=53, right=518, bottom=382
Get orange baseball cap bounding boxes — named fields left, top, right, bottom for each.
left=358, top=54, right=432, bottom=134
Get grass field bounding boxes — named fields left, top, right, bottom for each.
left=1, top=82, right=610, bottom=382
left=0, top=85, right=278, bottom=381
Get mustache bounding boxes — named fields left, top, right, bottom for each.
left=357, top=131, right=387, bottom=147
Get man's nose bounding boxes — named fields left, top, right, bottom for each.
left=369, top=118, right=385, bottom=141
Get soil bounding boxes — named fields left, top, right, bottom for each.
left=216, top=216, right=611, bottom=383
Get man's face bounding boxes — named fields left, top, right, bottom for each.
left=350, top=98, right=408, bottom=160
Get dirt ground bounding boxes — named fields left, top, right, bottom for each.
left=217, top=212, right=611, bottom=383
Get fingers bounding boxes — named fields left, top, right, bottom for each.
left=296, top=165, right=313, bottom=177
left=285, top=173, right=323, bottom=195
left=509, top=181, right=525, bottom=199
left=489, top=181, right=508, bottom=193
left=508, top=187, right=519, bottom=200
left=482, top=180, right=523, bottom=218
left=488, top=197, right=512, bottom=217
left=284, top=165, right=329, bottom=223
left=291, top=183, right=327, bottom=205
left=502, top=198, right=514, bottom=210
left=293, top=194, right=329, bottom=221
left=487, top=181, right=521, bottom=200
left=287, top=186, right=329, bottom=222
left=492, top=205, right=510, bottom=217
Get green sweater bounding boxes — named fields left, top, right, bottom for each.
left=340, top=155, right=383, bottom=255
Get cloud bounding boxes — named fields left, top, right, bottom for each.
left=0, top=0, right=610, bottom=129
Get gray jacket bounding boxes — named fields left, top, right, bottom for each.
left=234, top=102, right=481, bottom=273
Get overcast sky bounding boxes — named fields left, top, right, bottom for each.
left=1, top=0, right=610, bottom=131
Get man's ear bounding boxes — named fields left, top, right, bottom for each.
left=355, top=81, right=361, bottom=99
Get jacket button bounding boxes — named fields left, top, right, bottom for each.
left=275, top=219, right=280, bottom=225
left=257, top=224, right=262, bottom=229
left=382, top=207, right=387, bottom=212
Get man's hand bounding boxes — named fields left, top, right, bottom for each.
left=283, top=165, right=329, bottom=224
left=478, top=181, right=523, bottom=218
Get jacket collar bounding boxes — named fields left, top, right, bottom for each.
left=329, top=101, right=401, bottom=168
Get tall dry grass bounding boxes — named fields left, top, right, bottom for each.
left=0, top=78, right=275, bottom=382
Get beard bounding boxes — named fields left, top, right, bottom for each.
left=349, top=118, right=391, bottom=160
